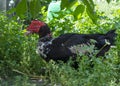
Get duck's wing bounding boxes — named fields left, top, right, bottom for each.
left=52, top=33, right=90, bottom=47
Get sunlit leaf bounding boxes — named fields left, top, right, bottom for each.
left=82, top=0, right=97, bottom=24
left=61, top=0, right=77, bottom=9
left=73, top=5, right=85, bottom=19
left=106, top=0, right=111, bottom=3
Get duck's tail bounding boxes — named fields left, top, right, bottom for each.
left=105, top=29, right=117, bottom=45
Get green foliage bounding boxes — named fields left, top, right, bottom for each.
left=46, top=55, right=119, bottom=86
left=73, top=4, right=85, bottom=19
left=0, top=14, right=45, bottom=78
left=61, top=0, right=77, bottom=10
left=82, top=0, right=98, bottom=24
left=60, top=0, right=111, bottom=23
left=28, top=0, right=41, bottom=18
left=8, top=0, right=50, bottom=20
left=106, top=0, right=111, bottom=3
left=0, top=1, right=120, bottom=86
left=16, top=0, right=27, bottom=19
left=8, top=0, right=110, bottom=24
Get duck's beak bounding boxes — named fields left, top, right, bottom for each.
left=25, top=31, right=33, bottom=36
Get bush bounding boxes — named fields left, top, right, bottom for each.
left=0, top=14, right=45, bottom=78
left=46, top=55, right=119, bottom=86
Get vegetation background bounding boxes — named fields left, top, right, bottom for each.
left=0, top=0, right=120, bottom=86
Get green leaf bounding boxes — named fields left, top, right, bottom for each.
left=73, top=5, right=85, bottom=19
left=86, top=8, right=97, bottom=24
left=29, top=0, right=41, bottom=18
left=82, top=0, right=97, bottom=24
left=7, top=8, right=16, bottom=14
left=61, top=0, right=77, bottom=10
left=89, top=0, right=94, bottom=9
left=106, top=0, right=111, bottom=3
left=15, top=0, right=27, bottom=19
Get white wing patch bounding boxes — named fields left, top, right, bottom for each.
left=69, top=44, right=95, bottom=56
left=36, top=39, right=54, bottom=58
left=36, top=42, right=47, bottom=58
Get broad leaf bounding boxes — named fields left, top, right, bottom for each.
left=15, top=0, right=27, bottom=19
left=61, top=0, right=77, bottom=10
left=73, top=5, right=85, bottom=20
left=82, top=0, right=97, bottom=24
left=106, top=0, right=111, bottom=3
left=29, top=0, right=41, bottom=18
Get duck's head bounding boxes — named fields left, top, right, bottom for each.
left=25, top=20, right=51, bottom=37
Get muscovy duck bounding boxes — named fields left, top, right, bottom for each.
left=25, top=20, right=116, bottom=63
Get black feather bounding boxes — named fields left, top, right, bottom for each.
left=37, top=29, right=116, bottom=62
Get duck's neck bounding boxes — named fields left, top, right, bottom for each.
left=39, top=33, right=52, bottom=42
left=39, top=32, right=52, bottom=37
